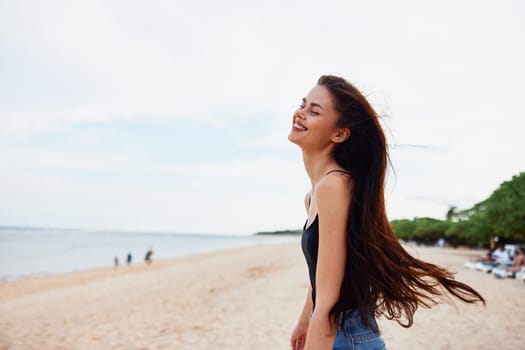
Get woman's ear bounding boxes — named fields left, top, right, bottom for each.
left=331, top=127, right=351, bottom=143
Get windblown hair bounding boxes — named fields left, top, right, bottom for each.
left=317, top=75, right=485, bottom=331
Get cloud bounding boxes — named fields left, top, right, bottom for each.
left=0, top=153, right=308, bottom=234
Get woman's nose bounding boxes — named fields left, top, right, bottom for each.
left=295, top=109, right=306, bottom=119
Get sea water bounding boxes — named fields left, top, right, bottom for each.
left=0, top=226, right=295, bottom=281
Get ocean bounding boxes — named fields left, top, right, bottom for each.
left=0, top=226, right=296, bottom=281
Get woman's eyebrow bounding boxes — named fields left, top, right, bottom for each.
left=302, top=98, right=324, bottom=110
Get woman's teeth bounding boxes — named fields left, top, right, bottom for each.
left=294, top=122, right=306, bottom=131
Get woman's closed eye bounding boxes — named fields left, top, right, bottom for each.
left=298, top=99, right=320, bottom=116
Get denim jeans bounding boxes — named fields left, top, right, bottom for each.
left=332, top=311, right=386, bottom=350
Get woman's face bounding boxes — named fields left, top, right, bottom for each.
left=288, top=84, right=342, bottom=150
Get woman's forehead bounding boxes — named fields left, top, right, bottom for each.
left=306, top=85, right=332, bottom=107
left=306, top=85, right=334, bottom=108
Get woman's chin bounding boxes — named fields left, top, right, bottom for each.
left=288, top=132, right=300, bottom=145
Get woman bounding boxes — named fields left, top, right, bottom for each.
left=288, top=75, right=485, bottom=350
left=507, top=247, right=525, bottom=273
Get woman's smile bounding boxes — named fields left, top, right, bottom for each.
left=292, top=120, right=308, bottom=132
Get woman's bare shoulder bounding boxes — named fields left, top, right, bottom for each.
left=315, top=173, right=352, bottom=220
left=316, top=172, right=352, bottom=198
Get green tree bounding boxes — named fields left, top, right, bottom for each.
left=390, top=219, right=417, bottom=241
left=412, top=218, right=449, bottom=245
left=391, top=217, right=450, bottom=245
left=483, top=172, right=525, bottom=242
left=391, top=172, right=524, bottom=247
left=445, top=205, right=458, bottom=221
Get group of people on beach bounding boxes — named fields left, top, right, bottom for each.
left=113, top=247, right=154, bottom=268
left=469, top=243, right=525, bottom=277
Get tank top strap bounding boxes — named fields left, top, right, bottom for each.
left=325, top=169, right=352, bottom=176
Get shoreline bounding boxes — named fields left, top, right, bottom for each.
left=0, top=231, right=297, bottom=284
left=0, top=240, right=298, bottom=303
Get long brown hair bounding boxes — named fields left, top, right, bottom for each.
left=317, top=75, right=485, bottom=331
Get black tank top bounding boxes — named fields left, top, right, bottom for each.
left=301, top=214, right=319, bottom=306
left=300, top=169, right=351, bottom=307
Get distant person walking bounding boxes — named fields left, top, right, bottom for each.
left=127, top=252, right=132, bottom=265
left=144, top=247, right=153, bottom=264
left=288, top=75, right=485, bottom=350
left=114, top=256, right=119, bottom=268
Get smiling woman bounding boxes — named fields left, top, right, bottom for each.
left=288, top=75, right=485, bottom=350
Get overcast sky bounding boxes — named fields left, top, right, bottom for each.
left=1, top=0, right=523, bottom=234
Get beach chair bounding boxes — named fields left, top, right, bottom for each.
left=505, top=244, right=517, bottom=258
left=515, top=267, right=525, bottom=283
left=464, top=261, right=478, bottom=270
left=492, top=266, right=514, bottom=279
left=475, top=261, right=499, bottom=273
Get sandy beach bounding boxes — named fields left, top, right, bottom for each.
left=1, top=240, right=523, bottom=350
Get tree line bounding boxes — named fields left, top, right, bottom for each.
left=391, top=172, right=525, bottom=248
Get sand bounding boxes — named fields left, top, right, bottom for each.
left=0, top=240, right=523, bottom=349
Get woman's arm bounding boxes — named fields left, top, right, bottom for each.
left=298, top=285, right=314, bottom=324
left=304, top=175, right=350, bottom=350
left=290, top=285, right=313, bottom=350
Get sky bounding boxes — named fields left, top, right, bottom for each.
left=0, top=0, right=524, bottom=235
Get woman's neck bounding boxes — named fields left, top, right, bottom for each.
left=302, top=149, right=340, bottom=187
